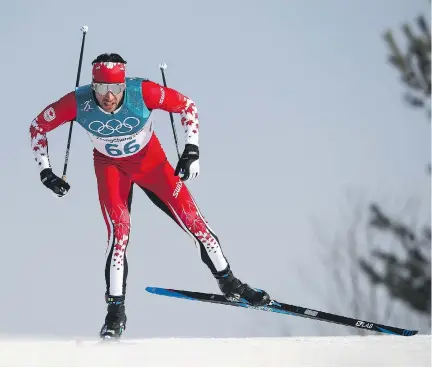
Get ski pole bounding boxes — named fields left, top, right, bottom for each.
left=62, top=25, right=88, bottom=181
left=159, top=63, right=181, bottom=160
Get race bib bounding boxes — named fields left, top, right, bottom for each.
left=89, top=121, right=153, bottom=158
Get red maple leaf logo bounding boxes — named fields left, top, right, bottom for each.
left=185, top=104, right=195, bottom=115
left=30, top=125, right=39, bottom=139
left=33, top=146, right=40, bottom=152
left=37, top=138, right=48, bottom=148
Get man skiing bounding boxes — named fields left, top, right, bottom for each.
left=30, top=53, right=270, bottom=340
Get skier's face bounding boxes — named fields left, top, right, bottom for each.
left=94, top=89, right=124, bottom=113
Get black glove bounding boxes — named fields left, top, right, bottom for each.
left=174, top=144, right=200, bottom=181
left=40, top=168, right=70, bottom=197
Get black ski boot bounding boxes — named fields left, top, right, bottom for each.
left=216, top=268, right=270, bottom=306
left=99, top=295, right=127, bottom=340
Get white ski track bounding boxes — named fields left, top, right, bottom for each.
left=0, top=335, right=429, bottom=366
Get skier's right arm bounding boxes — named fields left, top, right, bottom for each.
left=30, top=91, right=77, bottom=197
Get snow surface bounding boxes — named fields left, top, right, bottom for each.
left=0, top=335, right=430, bottom=366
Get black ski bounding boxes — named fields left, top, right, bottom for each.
left=145, top=286, right=418, bottom=336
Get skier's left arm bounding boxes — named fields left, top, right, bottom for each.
left=142, top=80, right=200, bottom=181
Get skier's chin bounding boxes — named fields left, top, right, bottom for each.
left=103, top=101, right=117, bottom=112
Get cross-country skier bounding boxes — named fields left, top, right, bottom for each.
left=30, top=53, right=270, bottom=340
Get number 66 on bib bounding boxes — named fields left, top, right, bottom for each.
left=105, top=139, right=140, bottom=157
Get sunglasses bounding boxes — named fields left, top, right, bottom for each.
left=92, top=83, right=126, bottom=95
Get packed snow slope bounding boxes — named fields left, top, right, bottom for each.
left=0, top=335, right=430, bottom=366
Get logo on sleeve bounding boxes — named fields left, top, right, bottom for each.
left=159, top=87, right=165, bottom=105
left=43, top=107, right=56, bottom=122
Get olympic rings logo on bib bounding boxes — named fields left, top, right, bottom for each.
left=89, top=117, right=141, bottom=136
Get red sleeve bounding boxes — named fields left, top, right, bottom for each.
left=141, top=80, right=200, bottom=146
left=30, top=91, right=77, bottom=171
left=32, top=91, right=77, bottom=135
left=141, top=80, right=188, bottom=112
